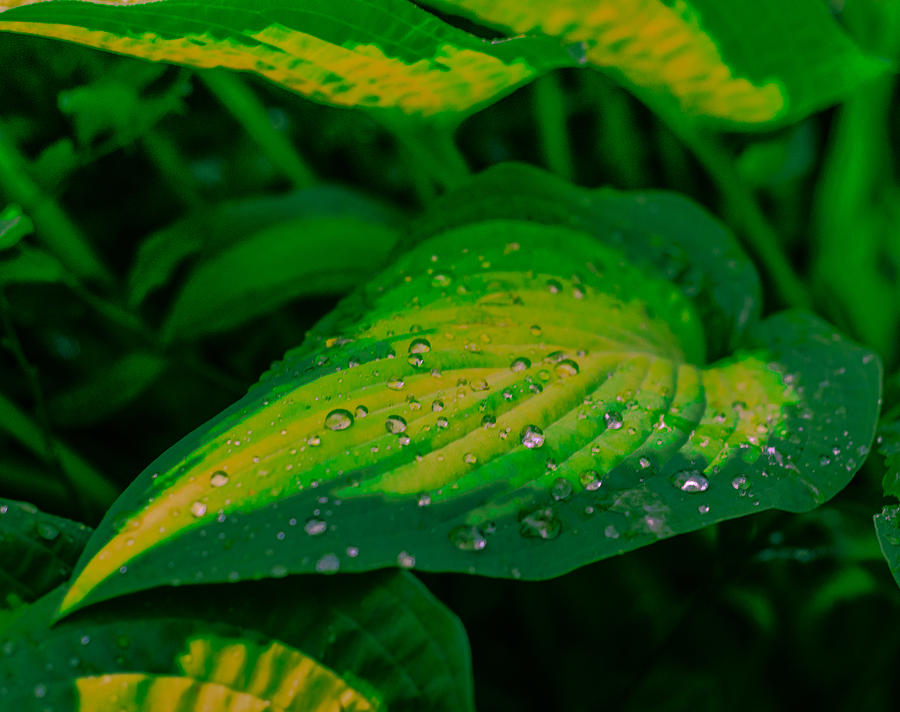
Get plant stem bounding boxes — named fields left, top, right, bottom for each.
left=633, top=89, right=811, bottom=310
left=200, top=69, right=316, bottom=189
left=142, top=129, right=205, bottom=209
left=0, top=125, right=112, bottom=285
left=533, top=73, right=574, bottom=180
left=388, top=120, right=470, bottom=192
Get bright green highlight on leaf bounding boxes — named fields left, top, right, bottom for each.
left=0, top=0, right=569, bottom=118
left=58, top=166, right=880, bottom=617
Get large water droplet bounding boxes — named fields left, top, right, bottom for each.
left=385, top=415, right=407, bottom=434
left=432, top=399, right=444, bottom=412
left=672, top=469, right=709, bottom=493
left=449, top=524, right=487, bottom=551
left=409, top=338, right=431, bottom=354
left=519, top=508, right=561, bottom=539
left=604, top=410, right=624, bottom=430
left=397, top=551, right=416, bottom=568
left=315, top=553, right=340, bottom=573
left=521, top=425, right=545, bottom=449
left=304, top=517, right=327, bottom=536
left=190, top=501, right=207, bottom=518
left=511, top=357, right=531, bottom=372
left=355, top=405, right=369, bottom=419
left=579, top=470, right=602, bottom=491
left=35, top=522, right=60, bottom=541
left=210, top=470, right=229, bottom=487
left=325, top=408, right=354, bottom=431
left=731, top=475, right=749, bottom=491
left=551, top=477, right=573, bottom=501
left=554, top=359, right=579, bottom=378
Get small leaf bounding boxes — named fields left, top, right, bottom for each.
left=874, top=505, right=900, bottom=589
left=1, top=572, right=474, bottom=711
left=59, top=169, right=881, bottom=615
left=0, top=499, right=92, bottom=610
left=0, top=246, right=68, bottom=286
left=48, top=352, right=167, bottom=427
left=425, top=0, right=886, bottom=125
left=0, top=204, right=33, bottom=251
left=128, top=186, right=404, bottom=308
left=162, top=215, right=400, bottom=340
left=0, top=0, right=571, bottom=118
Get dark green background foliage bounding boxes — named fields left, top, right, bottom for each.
left=1, top=1, right=899, bottom=710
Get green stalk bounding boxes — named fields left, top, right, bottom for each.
left=0, top=126, right=112, bottom=285
left=533, top=72, right=574, bottom=180
left=200, top=69, right=316, bottom=189
left=388, top=120, right=470, bottom=193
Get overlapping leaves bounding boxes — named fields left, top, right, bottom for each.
left=58, top=165, right=880, bottom=617
left=0, top=0, right=882, bottom=125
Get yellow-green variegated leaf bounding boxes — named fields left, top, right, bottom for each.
left=424, top=0, right=886, bottom=125
left=58, top=167, right=880, bottom=617
left=0, top=0, right=572, bottom=118
left=0, top=571, right=473, bottom=710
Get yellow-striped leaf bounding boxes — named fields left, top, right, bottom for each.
left=424, top=0, right=886, bottom=125
left=58, top=165, right=880, bottom=617
left=0, top=0, right=572, bottom=118
left=0, top=571, right=473, bottom=710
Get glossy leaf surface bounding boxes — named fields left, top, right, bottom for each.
left=0, top=571, right=473, bottom=711
left=58, top=168, right=880, bottom=616
left=0, top=0, right=571, bottom=118
left=874, top=411, right=900, bottom=588
left=425, top=0, right=885, bottom=125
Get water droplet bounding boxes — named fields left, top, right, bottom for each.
left=554, top=359, right=579, bottom=378
left=35, top=522, right=59, bottom=541
left=604, top=524, right=619, bottom=539
left=579, top=470, right=602, bottom=491
left=464, top=452, right=478, bottom=465
left=819, top=455, right=831, bottom=466
left=346, top=546, right=359, bottom=558
left=315, top=553, right=340, bottom=573
left=397, top=551, right=416, bottom=568
left=482, top=414, right=496, bottom=428
left=470, top=378, right=490, bottom=391
left=210, top=470, right=229, bottom=487
left=520, top=425, right=545, bottom=449
left=385, top=415, right=407, bottom=434
left=546, top=278, right=562, bottom=294
left=432, top=274, right=451, bottom=287
left=307, top=435, right=321, bottom=447
left=450, top=525, right=487, bottom=551
left=409, top=338, right=431, bottom=354
left=638, top=457, right=652, bottom=469
left=604, top=410, right=624, bottom=430
left=698, top=504, right=710, bottom=514
left=672, top=469, right=709, bottom=493
left=551, top=477, right=573, bottom=501
left=530, top=324, right=542, bottom=336
left=520, top=508, right=561, bottom=539
left=324, top=408, right=354, bottom=431
left=34, top=684, right=46, bottom=699
left=387, top=379, right=405, bottom=390
left=355, top=405, right=369, bottom=419
left=431, top=399, right=444, bottom=412
left=190, top=501, right=207, bottom=518
left=511, top=357, right=531, bottom=372
left=304, top=517, right=327, bottom=536
left=731, top=475, right=749, bottom=491
left=408, top=354, right=424, bottom=367
left=417, top=493, right=432, bottom=507
left=437, top=417, right=449, bottom=429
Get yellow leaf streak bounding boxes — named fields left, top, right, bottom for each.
left=0, top=18, right=532, bottom=115
left=76, top=634, right=376, bottom=711
left=439, top=0, right=785, bottom=121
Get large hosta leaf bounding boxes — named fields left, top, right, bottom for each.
left=424, top=0, right=885, bottom=125
left=58, top=167, right=880, bottom=616
left=0, top=0, right=571, bottom=118
left=0, top=571, right=473, bottom=710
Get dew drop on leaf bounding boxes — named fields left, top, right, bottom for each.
left=579, top=470, right=602, bottom=491
left=209, top=470, right=229, bottom=487
left=482, top=414, right=496, bottom=428
left=732, top=475, right=749, bottom=491
left=604, top=410, right=624, bottom=430
left=385, top=415, right=407, bottom=434
left=324, top=408, right=354, bottom=431
left=397, top=551, right=416, bottom=568
left=355, top=405, right=368, bottom=419
left=431, top=399, right=444, bottom=412
left=315, top=553, right=340, bottom=573
left=520, top=425, right=545, bottom=449
left=510, top=357, right=531, bottom=372
left=437, top=417, right=449, bottom=429
left=190, top=502, right=207, bottom=518
left=417, top=493, right=432, bottom=507
left=672, top=469, right=710, bottom=493
left=519, top=508, right=561, bottom=539
left=409, top=338, right=431, bottom=354
left=307, top=435, right=321, bottom=447
left=387, top=379, right=405, bottom=390
left=449, top=525, right=487, bottom=551
left=304, top=517, right=327, bottom=536
left=554, top=359, right=579, bottom=377
left=35, top=522, right=60, bottom=541
left=464, top=452, right=478, bottom=465
left=551, top=477, right=573, bottom=501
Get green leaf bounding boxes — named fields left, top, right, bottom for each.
left=424, top=0, right=887, bottom=126
left=0, top=499, right=92, bottom=612
left=48, top=352, right=168, bottom=428
left=0, top=245, right=67, bottom=286
left=0, top=204, right=33, bottom=251
left=874, top=505, right=900, bottom=589
left=128, top=186, right=404, bottom=308
left=1, top=571, right=474, bottom=711
left=874, top=407, right=900, bottom=589
left=0, top=0, right=571, bottom=119
left=57, top=167, right=881, bottom=617
left=162, top=215, right=400, bottom=340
